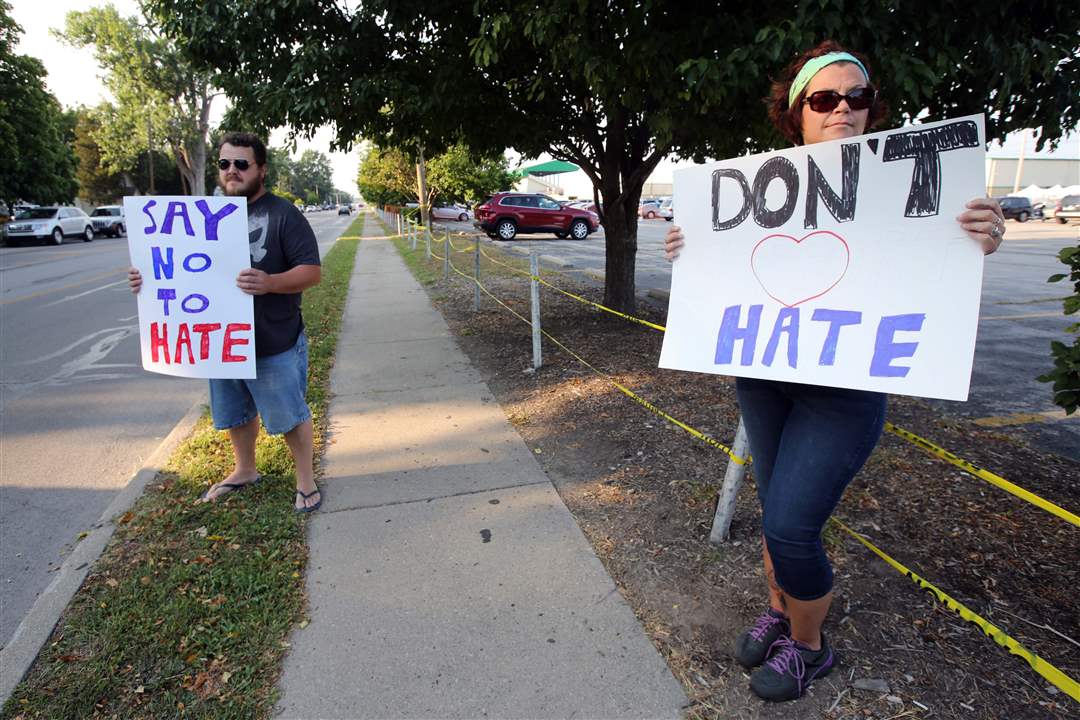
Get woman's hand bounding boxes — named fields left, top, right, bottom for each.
left=127, top=267, right=142, bottom=294
left=957, top=198, right=1005, bottom=255
left=664, top=224, right=685, bottom=262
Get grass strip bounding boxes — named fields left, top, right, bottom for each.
left=2, top=216, right=364, bottom=720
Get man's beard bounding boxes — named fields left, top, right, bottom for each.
left=220, top=174, right=262, bottom=199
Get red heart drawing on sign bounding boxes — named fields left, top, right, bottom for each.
left=750, top=231, right=850, bottom=307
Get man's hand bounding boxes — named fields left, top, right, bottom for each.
left=236, top=268, right=275, bottom=295
left=128, top=267, right=142, bottom=294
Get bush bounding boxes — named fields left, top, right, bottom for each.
left=1037, top=244, right=1080, bottom=414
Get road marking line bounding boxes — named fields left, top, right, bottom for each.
left=979, top=312, right=1064, bottom=321
left=0, top=266, right=127, bottom=306
left=973, top=409, right=1076, bottom=427
left=41, top=279, right=127, bottom=308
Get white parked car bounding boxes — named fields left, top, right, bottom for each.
left=90, top=205, right=126, bottom=237
left=657, top=197, right=674, bottom=221
left=3, top=206, right=95, bottom=246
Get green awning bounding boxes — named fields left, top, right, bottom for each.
left=516, top=160, right=580, bottom=177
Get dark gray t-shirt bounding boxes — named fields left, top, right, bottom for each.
left=247, top=193, right=320, bottom=357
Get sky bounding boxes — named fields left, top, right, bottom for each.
left=12, top=0, right=1077, bottom=200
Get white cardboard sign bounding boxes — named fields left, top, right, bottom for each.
left=659, top=114, right=987, bottom=401
left=125, top=196, right=255, bottom=379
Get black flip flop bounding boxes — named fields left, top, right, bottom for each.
left=295, top=485, right=322, bottom=514
left=200, top=475, right=261, bottom=502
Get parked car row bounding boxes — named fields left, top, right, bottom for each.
left=996, top=195, right=1080, bottom=224
left=2, top=205, right=119, bottom=246
left=639, top=197, right=673, bottom=220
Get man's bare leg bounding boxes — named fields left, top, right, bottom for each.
left=285, top=419, right=318, bottom=510
left=201, top=417, right=261, bottom=501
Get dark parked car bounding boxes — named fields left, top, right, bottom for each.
left=338, top=205, right=351, bottom=215
left=997, top=196, right=1034, bottom=222
left=1054, top=195, right=1080, bottom=224
left=474, top=192, right=599, bottom=240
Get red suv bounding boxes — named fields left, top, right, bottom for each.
left=474, top=192, right=599, bottom=240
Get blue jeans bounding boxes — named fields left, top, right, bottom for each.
left=736, top=377, right=886, bottom=601
left=209, top=332, right=311, bottom=436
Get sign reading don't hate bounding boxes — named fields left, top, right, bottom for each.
left=659, top=114, right=987, bottom=401
left=126, top=196, right=255, bottom=379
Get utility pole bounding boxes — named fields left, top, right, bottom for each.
left=147, top=114, right=156, bottom=195
left=1012, top=129, right=1028, bottom=194
left=416, top=145, right=429, bottom=226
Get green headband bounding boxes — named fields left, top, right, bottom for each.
left=788, top=52, right=870, bottom=107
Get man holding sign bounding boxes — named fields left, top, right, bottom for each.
left=129, top=132, right=323, bottom=512
left=663, top=42, right=1004, bottom=702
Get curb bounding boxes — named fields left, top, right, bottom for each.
left=0, top=396, right=207, bottom=705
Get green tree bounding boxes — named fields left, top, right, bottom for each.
left=0, top=1, right=78, bottom=210
left=357, top=145, right=419, bottom=208
left=59, top=4, right=218, bottom=195
left=291, top=149, right=334, bottom=204
left=427, top=144, right=515, bottom=205
left=149, top=0, right=1080, bottom=311
left=72, top=107, right=124, bottom=204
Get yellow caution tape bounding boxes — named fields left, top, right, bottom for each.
left=475, top=245, right=668, bottom=331
left=534, top=276, right=668, bottom=332
left=884, top=423, right=1080, bottom=528
left=338, top=236, right=362, bottom=240
left=833, top=518, right=1080, bottom=702
left=433, top=241, right=1077, bottom=697
left=427, top=234, right=1077, bottom=528
left=442, top=251, right=748, bottom=464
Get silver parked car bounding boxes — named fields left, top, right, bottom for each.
left=430, top=203, right=472, bottom=222
left=3, top=206, right=95, bottom=246
left=90, top=205, right=126, bottom=237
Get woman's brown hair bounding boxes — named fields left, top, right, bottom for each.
left=766, top=40, right=890, bottom=146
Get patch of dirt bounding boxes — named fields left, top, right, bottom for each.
left=419, top=240, right=1078, bottom=719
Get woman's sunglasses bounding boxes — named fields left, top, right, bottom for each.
left=218, top=158, right=252, bottom=171
left=802, top=87, right=876, bottom=113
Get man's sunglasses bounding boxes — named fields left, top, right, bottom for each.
left=802, top=87, right=876, bottom=113
left=218, top=158, right=252, bottom=171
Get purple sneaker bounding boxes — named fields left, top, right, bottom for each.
left=733, top=608, right=790, bottom=668
left=749, top=634, right=835, bottom=701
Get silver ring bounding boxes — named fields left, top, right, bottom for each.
left=990, top=225, right=1002, bottom=239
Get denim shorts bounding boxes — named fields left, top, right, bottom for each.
left=209, top=331, right=312, bottom=435
left=736, top=377, right=887, bottom=601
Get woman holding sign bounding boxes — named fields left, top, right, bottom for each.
left=665, top=40, right=1005, bottom=702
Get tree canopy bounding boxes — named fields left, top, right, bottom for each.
left=0, top=1, right=78, bottom=210
left=149, top=0, right=1080, bottom=310
left=59, top=4, right=219, bottom=195
left=358, top=143, right=515, bottom=209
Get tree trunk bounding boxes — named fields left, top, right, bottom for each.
left=600, top=185, right=644, bottom=313
left=188, top=137, right=206, bottom=196
left=174, top=145, right=196, bottom=196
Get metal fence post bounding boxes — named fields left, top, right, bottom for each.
left=709, top=416, right=750, bottom=544
left=473, top=235, right=481, bottom=312
left=443, top=230, right=450, bottom=280
left=424, top=222, right=431, bottom=259
left=410, top=220, right=416, bottom=251
left=530, top=252, right=542, bottom=369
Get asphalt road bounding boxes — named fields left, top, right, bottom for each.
left=0, top=209, right=353, bottom=649
left=437, top=216, right=1080, bottom=461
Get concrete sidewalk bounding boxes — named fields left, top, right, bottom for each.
left=275, top=215, right=688, bottom=719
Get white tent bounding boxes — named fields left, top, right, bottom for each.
left=1011, top=184, right=1047, bottom=198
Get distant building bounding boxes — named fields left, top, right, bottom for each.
left=986, top=157, right=1079, bottom=198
